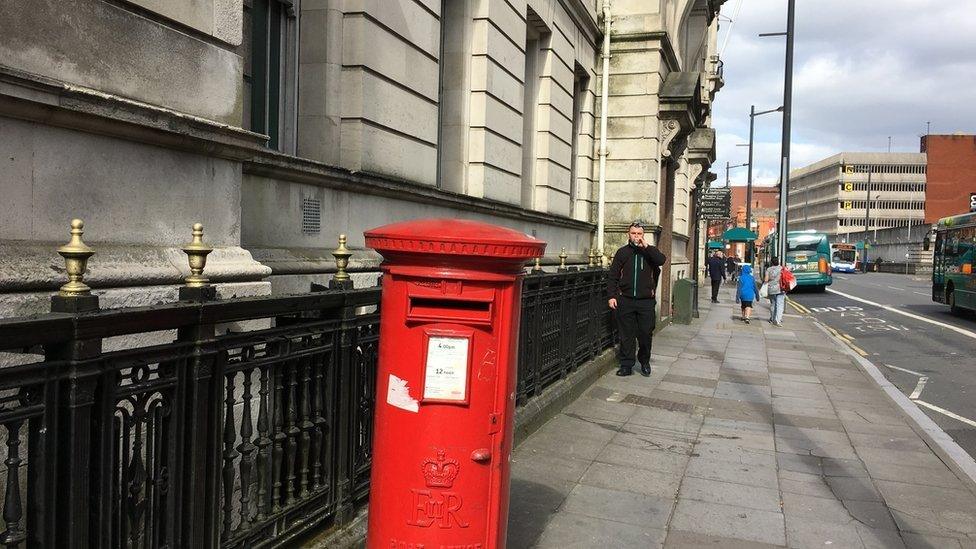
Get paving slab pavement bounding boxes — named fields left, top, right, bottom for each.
left=508, top=284, right=976, bottom=548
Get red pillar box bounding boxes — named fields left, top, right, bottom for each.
left=364, top=219, right=545, bottom=549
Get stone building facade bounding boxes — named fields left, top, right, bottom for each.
left=0, top=0, right=724, bottom=324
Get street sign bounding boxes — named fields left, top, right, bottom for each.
left=970, top=193, right=976, bottom=212
left=844, top=182, right=853, bottom=192
left=700, top=189, right=731, bottom=220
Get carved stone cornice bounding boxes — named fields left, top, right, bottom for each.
left=686, top=128, right=716, bottom=187
left=659, top=72, right=704, bottom=160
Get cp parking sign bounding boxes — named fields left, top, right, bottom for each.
left=970, top=193, right=976, bottom=212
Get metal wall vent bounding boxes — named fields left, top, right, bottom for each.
left=302, top=197, right=321, bottom=234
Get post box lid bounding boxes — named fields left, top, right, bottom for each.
left=365, top=218, right=546, bottom=261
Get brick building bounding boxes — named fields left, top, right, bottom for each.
left=921, top=134, right=976, bottom=222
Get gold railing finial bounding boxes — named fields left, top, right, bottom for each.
left=182, top=223, right=213, bottom=287
left=559, top=247, right=568, bottom=270
left=57, top=219, right=95, bottom=296
left=532, top=257, right=542, bottom=273
left=588, top=247, right=597, bottom=267
left=332, top=234, right=352, bottom=282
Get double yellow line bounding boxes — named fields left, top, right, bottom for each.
left=787, top=298, right=811, bottom=315
left=786, top=298, right=868, bottom=356
left=823, top=324, right=869, bottom=356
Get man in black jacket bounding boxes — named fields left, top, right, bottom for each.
left=607, top=221, right=667, bottom=377
left=707, top=251, right=726, bottom=303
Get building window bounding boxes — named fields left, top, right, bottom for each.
left=436, top=0, right=471, bottom=192
left=569, top=65, right=589, bottom=217
left=244, top=0, right=297, bottom=151
left=521, top=9, right=550, bottom=209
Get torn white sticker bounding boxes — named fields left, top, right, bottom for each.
left=387, top=374, right=419, bottom=413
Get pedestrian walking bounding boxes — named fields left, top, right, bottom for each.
left=607, top=221, right=667, bottom=377
left=706, top=251, right=726, bottom=303
left=736, top=264, right=758, bottom=324
left=764, top=257, right=786, bottom=326
left=726, top=254, right=738, bottom=282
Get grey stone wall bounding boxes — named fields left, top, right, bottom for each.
left=0, top=0, right=243, bottom=124
left=0, top=0, right=723, bottom=319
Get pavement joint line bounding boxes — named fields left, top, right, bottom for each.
left=825, top=287, right=976, bottom=340
left=812, top=320, right=976, bottom=498
left=914, top=400, right=976, bottom=428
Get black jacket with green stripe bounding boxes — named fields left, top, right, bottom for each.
left=607, top=242, right=667, bottom=300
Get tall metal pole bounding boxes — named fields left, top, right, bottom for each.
left=726, top=161, right=730, bottom=187
left=863, top=170, right=872, bottom=272
left=746, top=105, right=755, bottom=262
left=776, top=0, right=796, bottom=262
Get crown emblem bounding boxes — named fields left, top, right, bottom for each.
left=422, top=450, right=460, bottom=488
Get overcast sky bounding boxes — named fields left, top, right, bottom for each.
left=712, top=0, right=976, bottom=188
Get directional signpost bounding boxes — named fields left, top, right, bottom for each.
left=700, top=188, right=732, bottom=220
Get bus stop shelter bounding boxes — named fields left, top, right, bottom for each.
left=722, top=227, right=758, bottom=261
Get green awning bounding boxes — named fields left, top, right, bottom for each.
left=707, top=241, right=724, bottom=249
left=722, top=227, right=758, bottom=242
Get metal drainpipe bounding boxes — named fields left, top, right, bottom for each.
left=597, top=0, right=611, bottom=265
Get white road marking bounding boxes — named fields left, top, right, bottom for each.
left=836, top=276, right=849, bottom=280
left=883, top=364, right=929, bottom=399
left=913, top=291, right=929, bottom=296
left=886, top=285, right=904, bottom=291
left=909, top=377, right=928, bottom=400
left=884, top=363, right=926, bottom=377
left=914, top=400, right=976, bottom=428
left=825, top=288, right=976, bottom=341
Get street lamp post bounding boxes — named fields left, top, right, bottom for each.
left=761, top=0, right=796, bottom=262
left=745, top=105, right=784, bottom=262
left=725, top=161, right=749, bottom=188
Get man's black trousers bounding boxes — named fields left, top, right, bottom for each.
left=615, top=296, right=656, bottom=371
left=710, top=279, right=722, bottom=301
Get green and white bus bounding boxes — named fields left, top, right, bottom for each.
left=932, top=211, right=976, bottom=314
left=760, top=230, right=833, bottom=292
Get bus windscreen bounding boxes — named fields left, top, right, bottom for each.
left=833, top=249, right=856, bottom=262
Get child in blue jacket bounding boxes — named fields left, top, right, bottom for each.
left=736, top=264, right=758, bottom=323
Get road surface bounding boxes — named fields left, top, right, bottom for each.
left=788, top=272, right=976, bottom=458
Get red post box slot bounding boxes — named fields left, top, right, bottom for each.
left=407, top=296, right=494, bottom=325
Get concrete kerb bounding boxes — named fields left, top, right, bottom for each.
left=811, top=320, right=976, bottom=499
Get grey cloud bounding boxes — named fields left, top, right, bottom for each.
left=712, top=0, right=976, bottom=188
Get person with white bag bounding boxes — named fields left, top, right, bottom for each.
left=763, top=257, right=786, bottom=326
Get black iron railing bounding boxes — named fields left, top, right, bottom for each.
left=0, top=268, right=614, bottom=548
left=517, top=268, right=616, bottom=404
